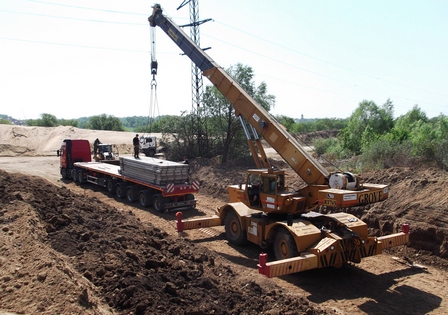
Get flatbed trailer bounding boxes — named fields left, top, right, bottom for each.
left=73, top=159, right=199, bottom=212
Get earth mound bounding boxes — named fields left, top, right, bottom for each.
left=0, top=170, right=327, bottom=315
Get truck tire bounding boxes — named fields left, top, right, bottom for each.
left=139, top=190, right=152, bottom=207
left=72, top=169, right=78, bottom=182
left=153, top=194, right=164, bottom=212
left=77, top=170, right=85, bottom=184
left=115, top=183, right=126, bottom=199
left=144, top=149, right=155, bottom=157
left=273, top=228, right=299, bottom=260
left=61, top=168, right=69, bottom=180
left=224, top=210, right=247, bottom=246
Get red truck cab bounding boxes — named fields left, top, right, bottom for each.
left=58, top=139, right=91, bottom=179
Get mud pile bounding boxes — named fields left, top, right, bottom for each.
left=0, top=170, right=328, bottom=315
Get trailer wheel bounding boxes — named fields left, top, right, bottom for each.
left=224, top=210, right=247, bottom=246
left=139, top=190, right=152, bottom=207
left=273, top=228, right=299, bottom=260
left=153, top=194, right=164, bottom=212
left=106, top=179, right=116, bottom=194
left=126, top=186, right=138, bottom=203
left=115, top=183, right=126, bottom=199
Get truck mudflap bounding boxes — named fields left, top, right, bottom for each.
left=258, top=224, right=410, bottom=278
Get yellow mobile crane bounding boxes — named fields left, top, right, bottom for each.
left=149, top=4, right=409, bottom=277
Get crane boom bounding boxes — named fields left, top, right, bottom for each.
left=149, top=4, right=388, bottom=209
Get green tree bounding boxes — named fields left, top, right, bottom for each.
left=86, top=114, right=124, bottom=131
left=388, top=105, right=428, bottom=142
left=0, top=118, right=11, bottom=125
left=275, top=115, right=295, bottom=131
left=202, top=63, right=275, bottom=163
left=26, top=113, right=58, bottom=127
left=340, top=99, right=394, bottom=154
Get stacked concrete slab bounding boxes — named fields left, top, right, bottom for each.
left=119, top=157, right=189, bottom=185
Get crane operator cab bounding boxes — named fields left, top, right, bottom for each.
left=237, top=169, right=306, bottom=214
left=244, top=170, right=287, bottom=209
left=247, top=173, right=262, bottom=207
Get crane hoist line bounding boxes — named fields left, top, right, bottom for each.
left=137, top=23, right=160, bottom=158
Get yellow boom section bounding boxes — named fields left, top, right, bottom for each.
left=203, top=67, right=329, bottom=185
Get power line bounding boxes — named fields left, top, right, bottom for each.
left=0, top=9, right=144, bottom=25
left=215, top=20, right=448, bottom=99
left=26, top=0, right=146, bottom=16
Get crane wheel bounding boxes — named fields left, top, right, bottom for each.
left=224, top=210, right=247, bottom=246
left=273, top=228, right=299, bottom=260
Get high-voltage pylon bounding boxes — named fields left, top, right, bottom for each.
left=177, top=0, right=211, bottom=156
left=177, top=0, right=211, bottom=111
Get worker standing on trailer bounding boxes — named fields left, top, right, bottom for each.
left=93, top=138, right=101, bottom=157
left=133, top=134, right=140, bottom=158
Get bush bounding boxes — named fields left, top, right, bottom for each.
left=357, top=139, right=414, bottom=171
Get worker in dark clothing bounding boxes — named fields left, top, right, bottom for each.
left=133, top=134, right=140, bottom=158
left=93, top=138, right=101, bottom=156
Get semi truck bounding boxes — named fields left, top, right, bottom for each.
left=58, top=138, right=199, bottom=212
left=149, top=4, right=410, bottom=277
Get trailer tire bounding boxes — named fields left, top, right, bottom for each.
left=116, top=183, right=126, bottom=199
left=273, top=228, right=299, bottom=260
left=126, top=186, right=138, bottom=203
left=106, top=179, right=116, bottom=194
left=224, top=210, right=247, bottom=246
left=153, top=194, right=164, bottom=212
left=139, top=190, right=152, bottom=207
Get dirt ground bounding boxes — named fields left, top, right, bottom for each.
left=1, top=125, right=448, bottom=315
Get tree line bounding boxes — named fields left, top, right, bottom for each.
left=3, top=63, right=447, bottom=171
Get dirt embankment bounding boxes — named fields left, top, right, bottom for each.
left=0, top=170, right=327, bottom=315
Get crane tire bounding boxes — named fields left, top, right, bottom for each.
left=224, top=210, right=247, bottom=246
left=273, top=228, right=299, bottom=260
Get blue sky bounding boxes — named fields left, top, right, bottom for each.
left=1, top=0, right=447, bottom=120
